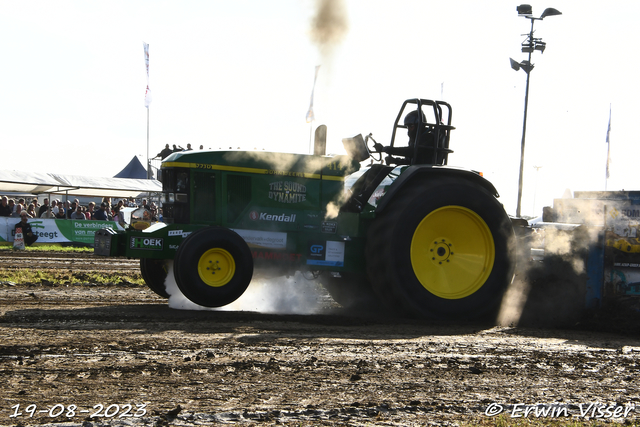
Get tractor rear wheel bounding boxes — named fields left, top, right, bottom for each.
left=321, top=272, right=382, bottom=311
left=140, top=258, right=169, bottom=298
left=366, top=176, right=515, bottom=319
left=173, top=227, right=253, bottom=307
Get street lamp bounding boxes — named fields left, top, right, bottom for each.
left=510, top=4, right=561, bottom=218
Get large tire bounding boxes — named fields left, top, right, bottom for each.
left=173, top=227, right=253, bottom=307
left=366, top=176, right=516, bottom=319
left=140, top=258, right=170, bottom=298
left=320, top=272, right=382, bottom=311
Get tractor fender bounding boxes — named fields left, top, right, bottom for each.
left=374, top=165, right=500, bottom=214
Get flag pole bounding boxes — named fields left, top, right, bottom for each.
left=143, top=41, right=152, bottom=179
left=605, top=104, right=611, bottom=191
left=305, top=65, right=320, bottom=154
left=147, top=107, right=150, bottom=179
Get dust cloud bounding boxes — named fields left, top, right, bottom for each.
left=164, top=261, right=325, bottom=314
left=497, top=224, right=593, bottom=327
left=309, top=0, right=349, bottom=62
left=222, top=273, right=325, bottom=314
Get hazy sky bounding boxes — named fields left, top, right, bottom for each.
left=0, top=0, right=637, bottom=217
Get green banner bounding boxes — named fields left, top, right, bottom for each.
left=0, top=218, right=123, bottom=245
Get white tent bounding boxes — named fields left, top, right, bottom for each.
left=0, top=170, right=162, bottom=198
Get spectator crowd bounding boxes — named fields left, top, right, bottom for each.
left=0, top=196, right=161, bottom=222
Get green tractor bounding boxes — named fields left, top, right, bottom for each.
left=95, top=99, right=516, bottom=319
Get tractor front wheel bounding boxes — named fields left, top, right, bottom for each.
left=173, top=227, right=253, bottom=307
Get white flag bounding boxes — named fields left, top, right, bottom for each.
left=305, top=65, right=320, bottom=123
left=143, top=42, right=151, bottom=108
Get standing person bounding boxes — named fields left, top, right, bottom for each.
left=85, top=202, right=95, bottom=219
left=93, top=202, right=109, bottom=221
left=55, top=200, right=66, bottom=219
left=38, top=198, right=50, bottom=217
left=11, top=204, right=24, bottom=218
left=26, top=203, right=37, bottom=218
left=114, top=200, right=125, bottom=221
left=172, top=144, right=183, bottom=153
left=86, top=202, right=96, bottom=219
left=185, top=143, right=193, bottom=151
left=40, top=206, right=56, bottom=218
left=101, top=197, right=113, bottom=220
left=66, top=202, right=73, bottom=219
left=70, top=206, right=85, bottom=219
left=155, top=144, right=173, bottom=160
left=0, top=196, right=11, bottom=217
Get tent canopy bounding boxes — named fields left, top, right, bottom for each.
left=0, top=170, right=162, bottom=198
left=114, top=156, right=149, bottom=179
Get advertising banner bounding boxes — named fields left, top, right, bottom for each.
left=0, top=218, right=123, bottom=246
left=604, top=204, right=640, bottom=296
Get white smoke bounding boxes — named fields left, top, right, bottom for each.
left=165, top=261, right=208, bottom=311
left=164, top=261, right=325, bottom=314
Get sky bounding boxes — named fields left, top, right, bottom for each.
left=0, top=0, right=638, bottom=217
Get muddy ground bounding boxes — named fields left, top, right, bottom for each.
left=0, top=252, right=639, bottom=426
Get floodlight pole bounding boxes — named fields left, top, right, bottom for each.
left=512, top=5, right=561, bottom=218
left=515, top=23, right=533, bottom=218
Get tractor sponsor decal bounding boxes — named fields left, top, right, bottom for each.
left=231, top=229, right=287, bottom=250
left=130, top=237, right=164, bottom=250
left=306, top=240, right=345, bottom=267
left=268, top=181, right=307, bottom=204
left=265, top=170, right=306, bottom=178
left=249, top=211, right=296, bottom=223
left=167, top=230, right=192, bottom=238
left=321, top=221, right=337, bottom=234
left=252, top=251, right=302, bottom=262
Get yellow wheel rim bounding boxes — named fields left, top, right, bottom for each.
left=197, top=248, right=236, bottom=288
left=410, top=206, right=494, bottom=299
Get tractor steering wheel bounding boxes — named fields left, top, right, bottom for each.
left=364, top=133, right=383, bottom=163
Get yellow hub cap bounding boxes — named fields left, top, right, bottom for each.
left=197, top=248, right=235, bottom=287
left=410, top=206, right=495, bottom=299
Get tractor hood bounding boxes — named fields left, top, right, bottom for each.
left=162, top=150, right=360, bottom=179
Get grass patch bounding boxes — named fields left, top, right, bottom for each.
left=0, top=244, right=93, bottom=253
left=0, top=270, right=143, bottom=286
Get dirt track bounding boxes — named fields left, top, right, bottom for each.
left=0, top=252, right=639, bottom=426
